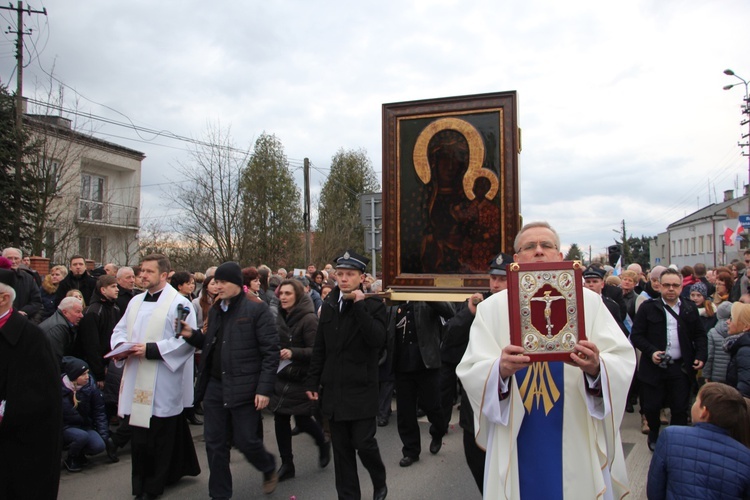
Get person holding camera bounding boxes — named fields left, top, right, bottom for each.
left=631, top=267, right=707, bottom=452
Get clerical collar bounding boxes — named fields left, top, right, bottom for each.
left=144, top=285, right=167, bottom=302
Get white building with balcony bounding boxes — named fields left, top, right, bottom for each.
left=26, top=114, right=144, bottom=266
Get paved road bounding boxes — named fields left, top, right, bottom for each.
left=58, top=403, right=653, bottom=499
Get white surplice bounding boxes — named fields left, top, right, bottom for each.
left=456, top=288, right=636, bottom=500
left=111, top=286, right=197, bottom=419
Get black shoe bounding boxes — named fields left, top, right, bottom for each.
left=106, top=437, right=120, bottom=463
left=319, top=440, right=331, bottom=468
left=647, top=439, right=656, bottom=452
left=79, top=454, right=90, bottom=466
left=373, top=484, right=388, bottom=500
left=278, top=462, right=295, bottom=482
left=290, top=426, right=300, bottom=436
left=625, top=403, right=634, bottom=413
left=64, top=455, right=83, bottom=472
left=377, top=416, right=389, bottom=427
left=429, top=436, right=443, bottom=455
left=416, top=408, right=426, bottom=418
left=186, top=413, right=203, bottom=425
left=399, top=456, right=419, bottom=467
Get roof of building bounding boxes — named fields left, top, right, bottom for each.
left=24, top=114, right=146, bottom=161
left=667, top=193, right=748, bottom=229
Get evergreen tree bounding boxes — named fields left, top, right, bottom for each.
left=241, top=132, right=303, bottom=267
left=314, top=148, right=379, bottom=267
left=564, top=243, right=584, bottom=261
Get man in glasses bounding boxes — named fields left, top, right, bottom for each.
left=457, top=221, right=636, bottom=499
left=630, top=267, right=707, bottom=452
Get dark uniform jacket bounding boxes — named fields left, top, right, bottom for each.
left=0, top=310, right=62, bottom=500
left=305, top=287, right=386, bottom=421
left=186, top=292, right=279, bottom=407
left=405, top=301, right=455, bottom=370
left=630, top=298, right=707, bottom=383
left=726, top=331, right=750, bottom=398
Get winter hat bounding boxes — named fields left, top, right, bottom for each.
left=716, top=301, right=732, bottom=321
left=690, top=282, right=708, bottom=299
left=62, top=356, right=89, bottom=381
left=214, top=262, right=243, bottom=288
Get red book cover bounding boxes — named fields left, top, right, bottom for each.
left=507, top=261, right=586, bottom=361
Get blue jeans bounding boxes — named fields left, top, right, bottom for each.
left=63, top=427, right=105, bottom=457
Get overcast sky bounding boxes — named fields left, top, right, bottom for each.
left=2, top=0, right=750, bottom=259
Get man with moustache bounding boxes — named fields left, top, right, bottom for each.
left=457, top=222, right=635, bottom=499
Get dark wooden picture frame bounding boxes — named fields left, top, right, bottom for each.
left=507, top=261, right=586, bottom=362
left=382, top=92, right=520, bottom=293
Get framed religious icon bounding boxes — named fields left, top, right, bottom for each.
left=382, top=92, right=520, bottom=294
left=507, top=261, right=586, bottom=361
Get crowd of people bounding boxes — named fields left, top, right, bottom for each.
left=0, top=227, right=749, bottom=499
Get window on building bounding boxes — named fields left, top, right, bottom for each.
left=79, top=236, right=103, bottom=264
left=691, top=237, right=696, bottom=254
left=80, top=173, right=105, bottom=221
left=672, top=240, right=676, bottom=257
left=679, top=240, right=683, bottom=256
left=661, top=244, right=665, bottom=258
left=699, top=236, right=704, bottom=254
left=707, top=234, right=713, bottom=253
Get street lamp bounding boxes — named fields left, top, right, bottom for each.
left=723, top=68, right=750, bottom=208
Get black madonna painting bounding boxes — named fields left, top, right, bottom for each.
left=382, top=92, right=520, bottom=292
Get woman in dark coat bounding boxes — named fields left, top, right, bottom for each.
left=726, top=302, right=750, bottom=398
left=270, top=279, right=330, bottom=481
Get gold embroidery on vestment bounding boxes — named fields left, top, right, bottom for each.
left=518, top=362, right=560, bottom=415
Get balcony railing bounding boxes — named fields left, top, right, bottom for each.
left=78, top=200, right=139, bottom=228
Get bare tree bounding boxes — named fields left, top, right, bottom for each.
left=165, top=123, right=252, bottom=263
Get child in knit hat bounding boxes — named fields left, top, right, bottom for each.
left=61, top=356, right=117, bottom=472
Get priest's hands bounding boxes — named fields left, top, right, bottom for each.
left=499, top=345, right=531, bottom=379
left=255, top=394, right=269, bottom=410
left=131, top=343, right=147, bottom=358
left=568, top=340, right=600, bottom=377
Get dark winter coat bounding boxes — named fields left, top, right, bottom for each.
left=726, top=331, right=750, bottom=398
left=270, top=293, right=318, bottom=415
left=0, top=310, right=62, bottom=499
left=54, top=270, right=97, bottom=307
left=116, top=284, right=136, bottom=316
left=186, top=292, right=279, bottom=407
left=40, top=277, right=58, bottom=321
left=631, top=298, right=707, bottom=383
left=61, top=375, right=109, bottom=439
left=12, top=268, right=42, bottom=321
left=647, top=422, right=750, bottom=499
left=403, top=301, right=455, bottom=370
left=75, top=288, right=121, bottom=382
left=305, top=287, right=386, bottom=421
left=39, top=308, right=78, bottom=365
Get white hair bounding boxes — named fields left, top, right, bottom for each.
left=513, top=221, right=561, bottom=253
left=0, top=282, right=16, bottom=303
left=59, top=296, right=82, bottom=311
left=205, top=266, right=217, bottom=278
left=2, top=247, right=22, bottom=258
left=117, top=266, right=134, bottom=278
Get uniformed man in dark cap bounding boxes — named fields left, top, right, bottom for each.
left=440, top=252, right=513, bottom=493
left=305, top=250, right=388, bottom=500
left=583, top=265, right=629, bottom=336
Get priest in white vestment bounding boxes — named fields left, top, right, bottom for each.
left=457, top=222, right=635, bottom=500
left=110, top=254, right=200, bottom=498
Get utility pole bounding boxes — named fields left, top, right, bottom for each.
left=303, top=157, right=311, bottom=265
left=1, top=1, right=47, bottom=246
